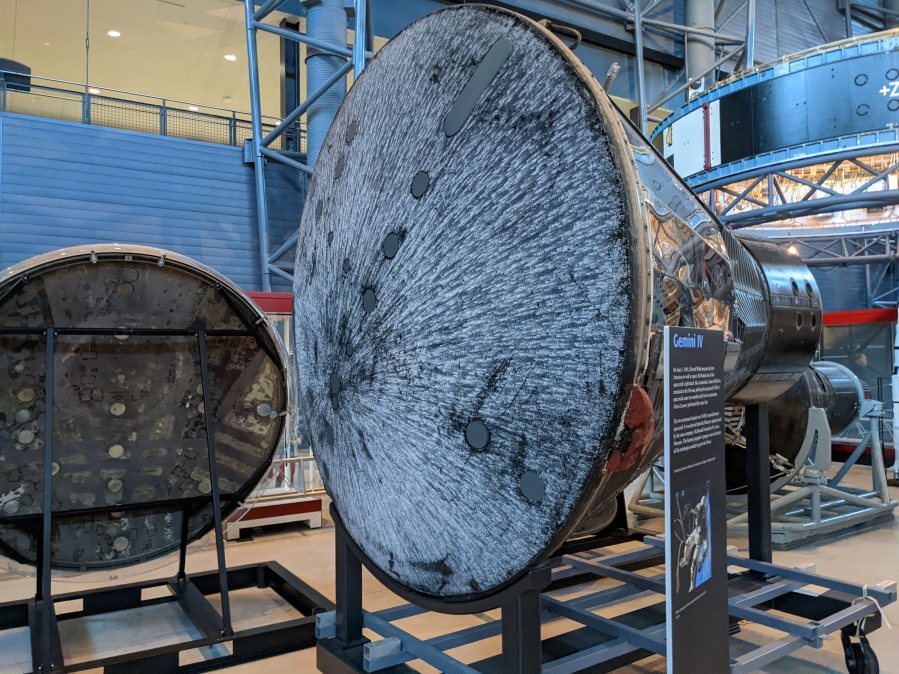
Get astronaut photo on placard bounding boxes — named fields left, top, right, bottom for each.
left=673, top=481, right=712, bottom=594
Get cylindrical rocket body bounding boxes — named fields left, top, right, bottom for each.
left=293, top=4, right=824, bottom=603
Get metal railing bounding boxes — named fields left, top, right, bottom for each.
left=0, top=70, right=306, bottom=152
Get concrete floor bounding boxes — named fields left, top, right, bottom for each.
left=0, top=465, right=897, bottom=673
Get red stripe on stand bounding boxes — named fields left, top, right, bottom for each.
left=247, top=291, right=293, bottom=314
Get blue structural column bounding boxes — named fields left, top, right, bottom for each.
left=305, top=0, right=349, bottom=168
left=245, top=0, right=272, bottom=292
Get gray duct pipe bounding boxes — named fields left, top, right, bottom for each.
left=885, top=0, right=899, bottom=28
left=305, top=0, right=348, bottom=167
left=686, top=0, right=716, bottom=93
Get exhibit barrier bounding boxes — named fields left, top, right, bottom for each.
left=0, top=70, right=304, bottom=151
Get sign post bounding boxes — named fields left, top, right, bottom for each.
left=663, top=326, right=729, bottom=671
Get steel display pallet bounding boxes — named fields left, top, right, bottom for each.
left=315, top=525, right=895, bottom=674
left=0, top=326, right=333, bottom=673
left=0, top=560, right=333, bottom=674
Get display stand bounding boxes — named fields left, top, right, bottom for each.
left=745, top=404, right=772, bottom=563
left=630, top=403, right=898, bottom=548
left=317, top=503, right=679, bottom=674
left=0, top=327, right=333, bottom=673
left=316, top=403, right=895, bottom=673
left=224, top=456, right=324, bottom=541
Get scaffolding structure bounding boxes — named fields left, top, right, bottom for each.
left=243, top=0, right=371, bottom=292
left=242, top=0, right=766, bottom=290
left=241, top=0, right=899, bottom=297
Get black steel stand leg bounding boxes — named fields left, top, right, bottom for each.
left=197, top=330, right=233, bottom=637
left=500, top=566, right=551, bottom=674
left=501, top=584, right=544, bottom=674
left=746, top=402, right=772, bottom=563
left=335, top=525, right=365, bottom=647
left=39, top=330, right=54, bottom=604
left=31, top=328, right=63, bottom=672
left=177, top=504, right=191, bottom=581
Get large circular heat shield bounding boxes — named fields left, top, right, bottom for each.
left=0, top=245, right=287, bottom=568
left=294, top=5, right=648, bottom=600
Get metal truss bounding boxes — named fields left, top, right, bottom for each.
left=846, top=0, right=899, bottom=38
left=702, top=151, right=899, bottom=228
left=785, top=231, right=899, bottom=267
left=628, top=0, right=756, bottom=136
left=768, top=230, right=899, bottom=306
left=637, top=0, right=756, bottom=129
left=244, top=0, right=371, bottom=291
left=541, top=0, right=758, bottom=133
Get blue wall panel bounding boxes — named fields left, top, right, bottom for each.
left=811, top=266, right=871, bottom=312
left=0, top=112, right=303, bottom=291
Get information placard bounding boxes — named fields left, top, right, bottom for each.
left=663, top=326, right=729, bottom=672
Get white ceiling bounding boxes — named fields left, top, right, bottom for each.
left=0, top=0, right=374, bottom=119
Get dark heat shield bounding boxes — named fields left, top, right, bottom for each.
left=294, top=5, right=819, bottom=602
left=0, top=245, right=287, bottom=568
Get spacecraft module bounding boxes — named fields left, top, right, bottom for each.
left=294, top=4, right=823, bottom=602
left=725, top=360, right=866, bottom=493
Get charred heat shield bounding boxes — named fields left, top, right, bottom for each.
left=293, top=5, right=822, bottom=604
left=0, top=245, right=288, bottom=569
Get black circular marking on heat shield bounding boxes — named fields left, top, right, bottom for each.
left=519, top=471, right=545, bottom=504
left=345, top=119, right=359, bottom=143
left=382, top=233, right=401, bottom=259
left=465, top=419, right=490, bottom=450
left=362, top=288, right=378, bottom=312
left=410, top=171, right=430, bottom=198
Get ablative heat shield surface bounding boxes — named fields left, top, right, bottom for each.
left=294, top=6, right=641, bottom=599
left=0, top=246, right=287, bottom=568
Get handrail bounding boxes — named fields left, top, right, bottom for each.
left=0, top=69, right=277, bottom=121
left=0, top=69, right=306, bottom=151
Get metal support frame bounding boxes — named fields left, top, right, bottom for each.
left=771, top=231, right=899, bottom=307
left=740, top=230, right=899, bottom=308
left=0, top=324, right=333, bottom=673
left=848, top=1, right=899, bottom=33
left=0, top=561, right=331, bottom=674
left=846, top=0, right=854, bottom=38
left=730, top=401, right=899, bottom=548
left=630, top=403, right=898, bottom=548
left=316, top=519, right=895, bottom=673
left=196, top=329, right=234, bottom=637
left=632, top=2, right=648, bottom=134
left=746, top=402, right=773, bottom=562
left=701, top=151, right=899, bottom=228
left=778, top=231, right=899, bottom=268
left=629, top=0, right=758, bottom=127
left=244, top=0, right=372, bottom=291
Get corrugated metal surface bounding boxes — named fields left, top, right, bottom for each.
left=812, top=265, right=872, bottom=311
left=0, top=112, right=304, bottom=291
left=719, top=0, right=867, bottom=65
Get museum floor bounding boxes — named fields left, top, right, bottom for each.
left=0, top=465, right=896, bottom=673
